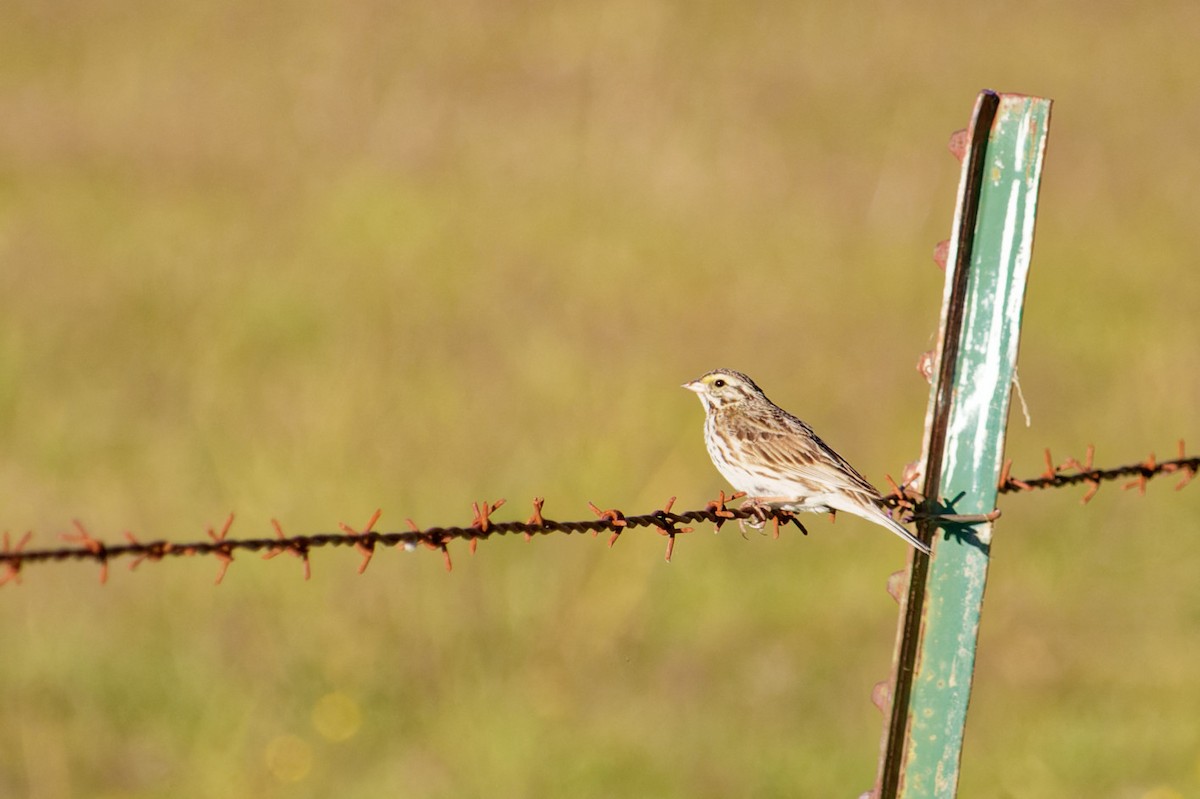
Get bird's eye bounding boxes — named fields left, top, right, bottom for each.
left=713, top=379, right=726, bottom=388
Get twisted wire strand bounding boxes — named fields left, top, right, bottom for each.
left=2, top=446, right=1195, bottom=584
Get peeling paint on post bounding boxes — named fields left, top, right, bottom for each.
left=875, top=91, right=1052, bottom=799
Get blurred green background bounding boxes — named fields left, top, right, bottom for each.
left=2, top=1, right=1199, bottom=797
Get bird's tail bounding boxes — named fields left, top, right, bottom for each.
left=836, top=498, right=931, bottom=554
left=878, top=512, right=931, bottom=555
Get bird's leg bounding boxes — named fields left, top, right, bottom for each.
left=737, top=496, right=776, bottom=534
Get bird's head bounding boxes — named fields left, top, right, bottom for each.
left=682, top=369, right=766, bottom=411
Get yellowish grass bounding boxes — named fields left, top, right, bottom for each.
left=2, top=1, right=1199, bottom=796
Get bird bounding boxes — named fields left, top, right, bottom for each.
left=683, top=368, right=930, bottom=554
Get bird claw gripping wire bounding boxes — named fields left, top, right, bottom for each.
left=737, top=497, right=773, bottom=534
left=732, top=497, right=809, bottom=539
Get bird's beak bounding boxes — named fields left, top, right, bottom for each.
left=682, top=380, right=704, bottom=393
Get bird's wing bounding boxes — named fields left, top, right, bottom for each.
left=730, top=409, right=884, bottom=500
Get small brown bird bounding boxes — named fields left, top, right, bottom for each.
left=683, top=368, right=929, bottom=554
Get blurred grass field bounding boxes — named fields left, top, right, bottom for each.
left=3, top=1, right=1200, bottom=797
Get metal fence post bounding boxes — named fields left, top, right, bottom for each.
left=874, top=90, right=1053, bottom=799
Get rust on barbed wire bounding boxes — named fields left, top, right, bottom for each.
left=0, top=531, right=33, bottom=587
left=60, top=520, right=109, bottom=584
left=992, top=441, right=1198, bottom=503
left=207, top=513, right=236, bottom=585
left=0, top=496, right=800, bottom=583
left=264, top=518, right=311, bottom=580
left=337, top=509, right=382, bottom=575
left=1, top=445, right=1196, bottom=585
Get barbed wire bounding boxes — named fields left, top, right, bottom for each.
left=0, top=495, right=757, bottom=585
left=2, top=443, right=1195, bottom=586
left=997, top=441, right=1197, bottom=500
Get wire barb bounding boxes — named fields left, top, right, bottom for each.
left=469, top=499, right=506, bottom=554
left=588, top=501, right=628, bottom=548
left=704, top=490, right=745, bottom=532
left=648, top=497, right=694, bottom=562
left=1164, top=440, right=1196, bottom=490
left=207, top=513, right=236, bottom=585
left=263, top=519, right=311, bottom=580
left=337, top=509, right=381, bottom=575
left=1056, top=444, right=1100, bottom=503
left=61, top=520, right=109, bottom=584
left=1122, top=452, right=1155, bottom=495
left=524, top=497, right=547, bottom=542
left=124, top=531, right=174, bottom=572
left=0, top=531, right=32, bottom=586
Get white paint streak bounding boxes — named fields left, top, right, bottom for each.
left=943, top=104, right=1046, bottom=501
left=945, top=182, right=1019, bottom=482
left=1014, top=110, right=1030, bottom=171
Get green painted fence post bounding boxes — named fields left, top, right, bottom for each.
left=874, top=90, right=1052, bottom=799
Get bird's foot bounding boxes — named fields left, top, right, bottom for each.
left=737, top=497, right=774, bottom=535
